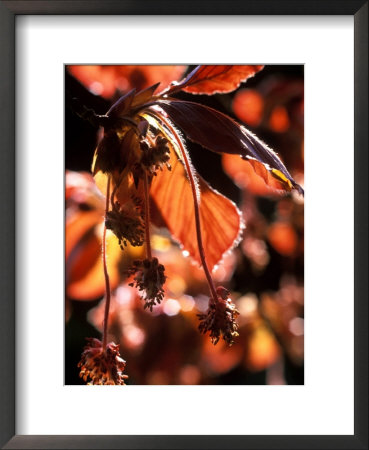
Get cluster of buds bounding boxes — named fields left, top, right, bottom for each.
left=139, top=135, right=171, bottom=176
left=198, top=286, right=240, bottom=346
left=128, top=257, right=167, bottom=311
left=105, top=198, right=145, bottom=249
left=78, top=338, right=128, bottom=385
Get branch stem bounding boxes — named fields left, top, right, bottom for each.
left=102, top=175, right=112, bottom=350
left=143, top=171, right=152, bottom=260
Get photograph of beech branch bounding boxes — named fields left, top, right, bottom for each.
left=65, top=65, right=304, bottom=385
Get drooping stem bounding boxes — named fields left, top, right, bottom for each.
left=157, top=114, right=218, bottom=302
left=143, top=170, right=152, bottom=260
left=102, top=175, right=112, bottom=350
left=110, top=172, right=124, bottom=207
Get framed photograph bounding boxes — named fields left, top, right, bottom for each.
left=1, top=1, right=367, bottom=449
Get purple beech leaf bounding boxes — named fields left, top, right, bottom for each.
left=155, top=99, right=303, bottom=195
left=106, top=88, right=136, bottom=117
left=131, top=83, right=160, bottom=109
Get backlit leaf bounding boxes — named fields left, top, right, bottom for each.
left=66, top=171, right=121, bottom=301
left=149, top=142, right=243, bottom=272
left=165, top=65, right=264, bottom=96
left=156, top=100, right=303, bottom=195
left=67, top=228, right=122, bottom=301
left=66, top=210, right=103, bottom=260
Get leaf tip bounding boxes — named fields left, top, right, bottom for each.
left=294, top=183, right=304, bottom=197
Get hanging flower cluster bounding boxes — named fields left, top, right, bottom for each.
left=78, top=338, right=128, bottom=385
left=198, top=286, right=240, bottom=346
left=127, top=257, right=167, bottom=311
left=75, top=65, right=303, bottom=384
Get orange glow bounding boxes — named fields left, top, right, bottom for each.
left=203, top=338, right=243, bottom=374
left=66, top=171, right=123, bottom=301
left=178, top=365, right=201, bottom=385
left=268, top=222, right=298, bottom=256
left=246, top=326, right=281, bottom=371
left=67, top=231, right=122, bottom=300
left=232, top=89, right=264, bottom=126
left=269, top=106, right=290, bottom=133
left=68, top=65, right=187, bottom=99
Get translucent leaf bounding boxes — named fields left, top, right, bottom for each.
left=66, top=220, right=122, bottom=301
left=165, top=65, right=264, bottom=95
left=156, top=100, right=303, bottom=195
left=149, top=140, right=243, bottom=271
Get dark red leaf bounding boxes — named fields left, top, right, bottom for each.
left=156, top=99, right=303, bottom=195
left=107, top=88, right=136, bottom=117
left=131, top=83, right=160, bottom=109
left=164, top=65, right=264, bottom=96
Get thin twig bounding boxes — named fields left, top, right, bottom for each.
left=102, top=175, right=112, bottom=350
left=143, top=171, right=152, bottom=260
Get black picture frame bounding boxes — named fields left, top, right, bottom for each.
left=0, top=1, right=367, bottom=449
